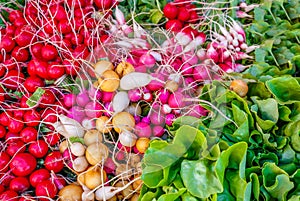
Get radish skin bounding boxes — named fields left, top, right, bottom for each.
left=112, top=91, right=130, bottom=113
left=54, top=115, right=85, bottom=138
left=120, top=72, right=153, bottom=90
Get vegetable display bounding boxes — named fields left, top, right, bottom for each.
left=0, top=0, right=299, bottom=200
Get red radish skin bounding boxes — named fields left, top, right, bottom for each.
left=23, top=110, right=41, bottom=127
left=9, top=153, right=37, bottom=177
left=19, top=127, right=38, bottom=143
left=6, top=140, right=26, bottom=157
left=163, top=3, right=178, bottom=19
left=41, top=44, right=58, bottom=61
left=23, top=76, right=45, bottom=93
left=28, top=140, right=49, bottom=158
left=152, top=125, right=164, bottom=137
left=35, top=180, right=58, bottom=201
left=29, top=169, right=50, bottom=188
left=45, top=151, right=64, bottom=173
left=135, top=122, right=152, bottom=138
left=177, top=7, right=190, bottom=21
left=165, top=19, right=183, bottom=32
left=0, top=190, right=18, bottom=201
left=0, top=36, right=16, bottom=52
left=0, top=152, right=10, bottom=173
left=9, top=177, right=30, bottom=193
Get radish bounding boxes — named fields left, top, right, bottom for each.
left=120, top=72, right=153, bottom=90
left=178, top=7, right=190, bottom=21
left=135, top=122, right=152, bottom=138
left=128, top=89, right=142, bottom=102
left=206, top=43, right=219, bottom=63
left=70, top=142, right=86, bottom=157
left=165, top=113, right=175, bottom=126
left=168, top=91, right=185, bottom=108
left=152, top=125, right=164, bottom=137
left=139, top=53, right=156, bottom=68
left=119, top=130, right=137, bottom=147
left=165, top=19, right=183, bottom=32
left=112, top=91, right=130, bottom=113
left=54, top=114, right=85, bottom=138
left=163, top=3, right=178, bottom=19
left=147, top=73, right=165, bottom=91
left=157, top=89, right=170, bottom=104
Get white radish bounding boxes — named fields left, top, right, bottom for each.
left=95, top=186, right=120, bottom=200
left=112, top=91, right=130, bottom=113
left=120, top=72, right=153, bottom=90
left=94, top=61, right=114, bottom=77
left=119, top=130, right=137, bottom=147
left=54, top=115, right=85, bottom=138
left=70, top=142, right=86, bottom=157
left=73, top=156, right=89, bottom=172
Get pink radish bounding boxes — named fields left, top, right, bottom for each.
left=152, top=125, right=164, bottom=137
left=128, top=89, right=142, bottom=102
left=157, top=89, right=170, bottom=104
left=168, top=92, right=185, bottom=108
left=135, top=122, right=151, bottom=138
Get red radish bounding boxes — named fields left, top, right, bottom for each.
left=2, top=69, right=25, bottom=90
left=19, top=127, right=38, bottom=143
left=35, top=60, right=49, bottom=79
left=14, top=26, right=36, bottom=47
left=45, top=151, right=64, bottom=173
left=147, top=73, right=164, bottom=91
left=29, top=169, right=50, bottom=187
left=63, top=93, right=76, bottom=108
left=177, top=7, right=190, bottom=21
left=102, top=91, right=115, bottom=102
left=135, top=122, right=152, bottom=138
left=85, top=102, right=103, bottom=118
left=47, top=62, right=65, bottom=79
left=168, top=92, right=185, bottom=108
left=157, top=89, right=170, bottom=104
left=163, top=3, right=178, bottom=19
left=50, top=4, right=68, bottom=21
left=41, top=44, right=58, bottom=61
left=0, top=190, right=18, bottom=201
left=28, top=140, right=49, bottom=158
left=23, top=76, right=45, bottom=93
left=23, top=110, right=41, bottom=127
left=40, top=89, right=56, bottom=107
left=5, top=24, right=16, bottom=35
left=11, top=46, right=29, bottom=62
left=153, top=125, right=164, bottom=137
left=9, top=177, right=30, bottom=193
left=35, top=180, right=58, bottom=201
left=8, top=10, right=22, bottom=23
left=41, top=108, right=58, bottom=123
left=52, top=174, right=66, bottom=190
left=206, top=43, right=219, bottom=63
left=0, top=152, right=10, bottom=173
left=94, top=0, right=113, bottom=10
left=6, top=140, right=26, bottom=157
left=45, top=132, right=60, bottom=146
left=104, top=158, right=116, bottom=174
left=150, top=111, right=165, bottom=125
left=165, top=19, right=183, bottom=32
left=10, top=153, right=37, bottom=176
left=165, top=113, right=175, bottom=126
left=139, top=53, right=156, bottom=68
left=13, top=17, right=27, bottom=27
left=8, top=118, right=24, bottom=133
left=219, top=63, right=233, bottom=73
left=0, top=125, right=6, bottom=138
left=193, top=65, right=211, bottom=81
left=128, top=89, right=142, bottom=102
left=76, top=91, right=90, bottom=107
left=58, top=19, right=72, bottom=34
left=0, top=36, right=16, bottom=52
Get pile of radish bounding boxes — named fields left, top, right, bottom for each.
left=0, top=0, right=254, bottom=200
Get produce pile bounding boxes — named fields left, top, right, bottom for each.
left=0, top=0, right=299, bottom=200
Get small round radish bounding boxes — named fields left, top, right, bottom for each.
left=28, top=140, right=49, bottom=158
left=6, top=140, right=26, bottom=156
left=29, top=169, right=51, bottom=188
left=63, top=94, right=76, bottom=108
left=135, top=122, right=152, bottom=138
left=119, top=130, right=137, bottom=147
left=165, top=113, right=175, bottom=126
left=72, top=156, right=89, bottom=172
left=0, top=152, right=10, bottom=173
left=41, top=44, right=58, bottom=61
left=165, top=19, right=183, bottom=32
left=9, top=153, right=37, bottom=176
left=19, top=127, right=37, bottom=143
left=157, top=89, right=170, bottom=104
left=128, top=89, right=142, bottom=102
left=45, top=151, right=64, bottom=173
left=35, top=180, right=57, bottom=201
left=168, top=92, right=185, bottom=108
left=150, top=111, right=165, bottom=125
left=152, top=125, right=164, bottom=137
left=76, top=91, right=90, bottom=107
left=139, top=53, right=156, bottom=68
left=70, top=142, right=86, bottom=157
left=9, top=177, right=30, bottom=193
left=163, top=3, right=178, bottom=19
left=177, top=7, right=190, bottom=21
left=135, top=138, right=150, bottom=154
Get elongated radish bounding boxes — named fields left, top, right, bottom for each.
left=175, top=32, right=192, bottom=46
left=206, top=43, right=219, bottom=63
left=115, top=6, right=125, bottom=25
left=112, top=91, right=130, bottom=113
left=54, top=115, right=85, bottom=138
left=120, top=72, right=153, bottom=90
